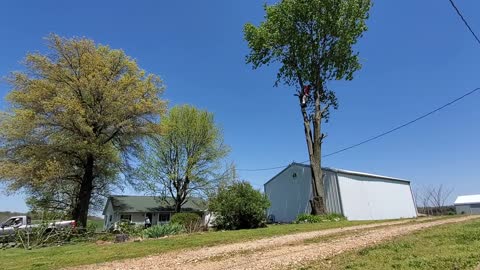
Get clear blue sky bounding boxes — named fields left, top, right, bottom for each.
left=1, top=0, right=479, bottom=213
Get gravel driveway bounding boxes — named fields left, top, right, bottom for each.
left=68, top=216, right=478, bottom=270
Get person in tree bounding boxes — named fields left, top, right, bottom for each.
left=300, top=85, right=311, bottom=107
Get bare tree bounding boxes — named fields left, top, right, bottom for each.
left=415, top=184, right=454, bottom=216
left=426, top=185, right=454, bottom=215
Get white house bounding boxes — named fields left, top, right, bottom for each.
left=102, top=195, right=207, bottom=230
left=264, top=163, right=417, bottom=222
left=454, top=194, right=480, bottom=214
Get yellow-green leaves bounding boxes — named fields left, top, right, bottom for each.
left=0, top=34, right=167, bottom=213
left=136, top=105, right=229, bottom=209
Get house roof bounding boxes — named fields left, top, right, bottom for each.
left=103, top=195, right=207, bottom=214
left=454, top=194, right=480, bottom=205
left=264, top=162, right=410, bottom=186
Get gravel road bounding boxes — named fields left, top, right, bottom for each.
left=67, top=215, right=478, bottom=270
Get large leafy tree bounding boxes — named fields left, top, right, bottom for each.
left=137, top=105, right=229, bottom=212
left=0, top=35, right=166, bottom=227
left=244, top=0, right=370, bottom=214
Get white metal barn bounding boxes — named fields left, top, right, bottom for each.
left=264, top=163, right=417, bottom=222
left=454, top=195, right=480, bottom=214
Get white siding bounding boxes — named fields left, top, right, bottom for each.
left=456, top=204, right=480, bottom=215
left=103, top=201, right=114, bottom=229
left=337, top=173, right=417, bottom=220
left=265, top=165, right=312, bottom=223
left=264, top=166, right=342, bottom=223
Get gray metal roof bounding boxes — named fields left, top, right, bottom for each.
left=103, top=195, right=206, bottom=214
left=264, top=162, right=410, bottom=186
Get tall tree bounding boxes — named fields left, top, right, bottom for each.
left=0, top=35, right=166, bottom=227
left=244, top=0, right=370, bottom=214
left=136, top=105, right=229, bottom=212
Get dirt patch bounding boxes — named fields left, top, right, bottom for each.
left=67, top=216, right=477, bottom=270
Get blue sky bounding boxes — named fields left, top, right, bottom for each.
left=0, top=0, right=479, bottom=213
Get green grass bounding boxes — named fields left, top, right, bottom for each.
left=0, top=219, right=389, bottom=270
left=299, top=218, right=480, bottom=270
left=88, top=219, right=105, bottom=232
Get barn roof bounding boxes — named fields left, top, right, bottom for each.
left=454, top=194, right=480, bottom=205
left=264, top=162, right=410, bottom=186
left=103, top=195, right=206, bottom=215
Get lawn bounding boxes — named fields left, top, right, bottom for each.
left=299, top=218, right=480, bottom=270
left=0, top=219, right=386, bottom=270
left=87, top=219, right=105, bottom=232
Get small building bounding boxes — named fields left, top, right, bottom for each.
left=264, top=163, right=417, bottom=222
left=102, top=195, right=207, bottom=230
left=454, top=194, right=480, bottom=214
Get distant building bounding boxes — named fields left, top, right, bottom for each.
left=454, top=194, right=480, bottom=215
left=264, top=163, right=417, bottom=222
left=102, top=196, right=207, bottom=230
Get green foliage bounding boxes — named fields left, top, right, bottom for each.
left=85, top=222, right=98, bottom=235
left=295, top=213, right=346, bottom=223
left=14, top=224, right=75, bottom=250
left=244, top=0, right=371, bottom=86
left=114, top=222, right=143, bottom=237
left=209, top=181, right=270, bottom=230
left=136, top=105, right=229, bottom=212
left=295, top=214, right=323, bottom=223
left=142, top=223, right=184, bottom=239
left=0, top=34, right=167, bottom=226
left=171, top=212, right=203, bottom=233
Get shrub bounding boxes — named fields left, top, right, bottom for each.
left=113, top=221, right=143, bottom=237
left=209, top=181, right=270, bottom=230
left=171, top=212, right=203, bottom=233
left=86, top=222, right=98, bottom=235
left=294, top=213, right=346, bottom=224
left=142, top=223, right=184, bottom=238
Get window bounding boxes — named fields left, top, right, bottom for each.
left=158, top=213, right=170, bottom=223
left=109, top=215, right=112, bottom=222
left=2, top=218, right=16, bottom=227
left=120, top=214, right=132, bottom=221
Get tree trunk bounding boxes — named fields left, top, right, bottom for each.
left=71, top=154, right=95, bottom=228
left=299, top=83, right=326, bottom=215
left=175, top=200, right=182, bottom=213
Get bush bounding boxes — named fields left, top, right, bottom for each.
left=113, top=221, right=143, bottom=237
left=142, top=223, right=184, bottom=238
left=294, top=213, right=346, bottom=224
left=171, top=212, right=203, bottom=233
left=209, top=181, right=270, bottom=230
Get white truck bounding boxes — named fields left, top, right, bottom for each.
left=0, top=216, right=76, bottom=237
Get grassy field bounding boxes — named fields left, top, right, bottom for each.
left=299, top=218, right=480, bottom=270
left=88, top=219, right=105, bottom=232
left=0, top=219, right=387, bottom=270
